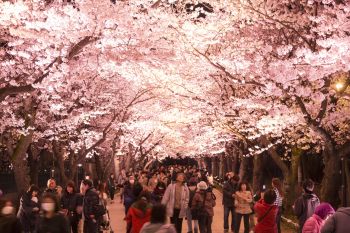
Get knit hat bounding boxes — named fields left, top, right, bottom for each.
left=315, top=203, right=335, bottom=220
left=197, top=181, right=208, bottom=190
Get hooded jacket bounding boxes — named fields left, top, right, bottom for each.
left=294, top=192, right=320, bottom=229
left=125, top=200, right=152, bottom=233
left=321, top=207, right=350, bottom=233
left=302, top=214, right=324, bottom=233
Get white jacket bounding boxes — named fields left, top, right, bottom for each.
left=161, top=183, right=189, bottom=218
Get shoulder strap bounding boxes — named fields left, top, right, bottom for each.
left=258, top=206, right=274, bottom=223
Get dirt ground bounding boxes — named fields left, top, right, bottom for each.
left=109, top=190, right=296, bottom=233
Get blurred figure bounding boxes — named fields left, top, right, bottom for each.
left=140, top=204, right=176, bottom=233
left=294, top=179, right=320, bottom=232
left=61, top=181, right=80, bottom=233
left=17, top=185, right=40, bottom=233
left=125, top=191, right=152, bottom=233
left=97, top=183, right=108, bottom=207
left=123, top=175, right=137, bottom=215
left=321, top=207, right=350, bottom=233
left=254, top=189, right=278, bottom=233
left=36, top=193, right=69, bottom=233
left=162, top=173, right=190, bottom=233
left=56, top=185, right=63, bottom=199
left=0, top=198, right=21, bottom=233
left=191, top=181, right=216, bottom=233
left=108, top=173, right=116, bottom=203
left=303, top=203, right=334, bottom=233
left=272, top=178, right=284, bottom=233
left=235, top=182, right=253, bottom=233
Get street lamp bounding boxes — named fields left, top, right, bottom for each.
left=335, top=82, right=344, bottom=91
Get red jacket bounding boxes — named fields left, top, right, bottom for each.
left=125, top=202, right=152, bottom=233
left=254, top=199, right=278, bottom=233
left=302, top=214, right=323, bottom=233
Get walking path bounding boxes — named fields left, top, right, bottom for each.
left=108, top=189, right=294, bottom=233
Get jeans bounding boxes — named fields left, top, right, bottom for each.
left=235, top=213, right=250, bottom=233
left=170, top=209, right=183, bottom=233
left=198, top=215, right=213, bottom=233
left=187, top=208, right=199, bottom=232
left=276, top=206, right=282, bottom=233
left=224, top=206, right=236, bottom=231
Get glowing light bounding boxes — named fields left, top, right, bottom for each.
left=335, top=82, right=344, bottom=91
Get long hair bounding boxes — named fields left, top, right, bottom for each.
left=237, top=181, right=251, bottom=192
left=272, top=178, right=284, bottom=197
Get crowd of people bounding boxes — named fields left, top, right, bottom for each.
left=0, top=164, right=349, bottom=233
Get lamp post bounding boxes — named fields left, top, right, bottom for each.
left=114, top=149, right=123, bottom=176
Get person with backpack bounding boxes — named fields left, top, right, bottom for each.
left=140, top=204, right=176, bottom=233
left=302, top=203, right=334, bottom=233
left=223, top=173, right=239, bottom=233
left=187, top=177, right=199, bottom=233
left=294, top=179, right=320, bottom=233
left=81, top=179, right=105, bottom=233
left=254, top=189, right=278, bottom=233
left=191, top=181, right=216, bottom=233
left=320, top=207, right=350, bottom=233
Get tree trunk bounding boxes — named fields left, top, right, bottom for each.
left=286, top=148, right=302, bottom=211
left=253, top=154, right=264, bottom=193
left=53, top=141, right=68, bottom=186
left=28, top=144, right=40, bottom=186
left=94, top=154, right=103, bottom=182
left=321, top=151, right=341, bottom=207
left=239, top=157, right=251, bottom=182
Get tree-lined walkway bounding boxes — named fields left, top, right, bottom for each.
left=109, top=190, right=294, bottom=233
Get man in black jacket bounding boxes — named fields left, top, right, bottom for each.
left=223, top=173, right=239, bottom=232
left=81, top=179, right=100, bottom=233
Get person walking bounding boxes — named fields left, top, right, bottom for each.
left=124, top=176, right=137, bottom=215
left=235, top=181, right=253, bottom=233
left=140, top=204, right=176, bottom=233
left=302, top=203, right=335, bottom=233
left=162, top=173, right=190, bottom=233
left=81, top=179, right=101, bottom=233
left=254, top=189, right=278, bottom=233
left=294, top=179, right=320, bottom=232
left=321, top=207, right=350, bottom=233
left=61, top=181, right=80, bottom=233
left=272, top=178, right=284, bottom=233
left=125, top=191, right=152, bottom=233
left=191, top=181, right=216, bottom=233
left=36, top=193, right=70, bottom=233
left=0, top=198, right=21, bottom=233
left=108, top=173, right=116, bottom=203
left=187, top=177, right=199, bottom=233
left=223, top=173, right=239, bottom=233
left=17, top=185, right=40, bottom=233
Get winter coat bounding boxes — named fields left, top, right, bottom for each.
left=222, top=180, right=236, bottom=207
left=125, top=201, right=152, bottom=233
left=161, top=183, right=189, bottom=218
left=321, top=207, right=350, bottom=233
left=254, top=199, right=278, bottom=233
left=294, top=193, right=320, bottom=229
left=191, top=190, right=216, bottom=217
left=140, top=223, right=177, bottom=233
left=123, top=184, right=136, bottom=206
left=302, top=214, right=324, bottom=233
left=36, top=213, right=70, bottom=233
left=0, top=214, right=21, bottom=233
left=235, top=191, right=253, bottom=215
left=17, top=193, right=40, bottom=232
left=83, top=188, right=100, bottom=220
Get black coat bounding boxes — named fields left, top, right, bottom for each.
left=17, top=193, right=40, bottom=232
left=83, top=188, right=100, bottom=220
left=222, top=180, right=236, bottom=207
left=0, top=215, right=21, bottom=233
left=37, top=214, right=69, bottom=233
left=61, top=192, right=79, bottom=212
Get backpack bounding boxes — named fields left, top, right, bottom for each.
left=304, top=195, right=319, bottom=220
